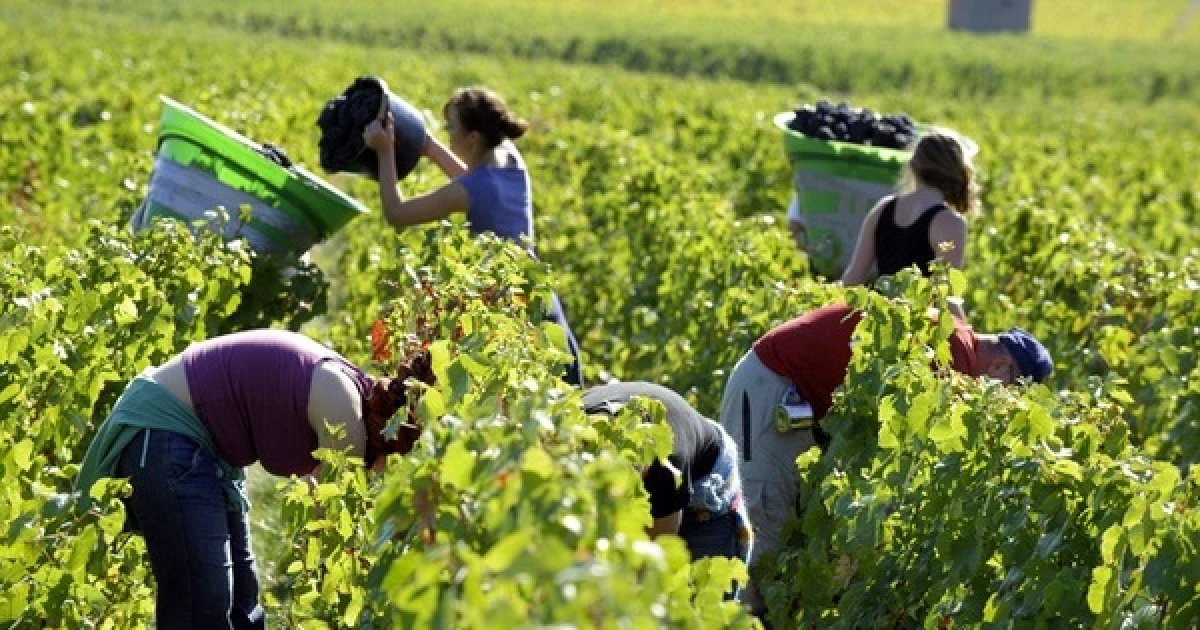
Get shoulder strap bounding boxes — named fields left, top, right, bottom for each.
left=918, top=202, right=949, bottom=222
left=882, top=196, right=898, bottom=218
left=909, top=203, right=950, bottom=232
left=873, top=195, right=899, bottom=238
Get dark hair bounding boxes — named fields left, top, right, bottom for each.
left=363, top=349, right=436, bottom=464
left=444, top=86, right=529, bottom=148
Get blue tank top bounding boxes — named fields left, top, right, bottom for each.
left=181, top=329, right=371, bottom=476
left=455, top=140, right=535, bottom=248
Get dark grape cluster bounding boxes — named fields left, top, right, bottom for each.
left=788, top=100, right=917, bottom=150
left=316, top=76, right=388, bottom=174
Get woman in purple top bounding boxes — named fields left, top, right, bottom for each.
left=364, top=86, right=584, bottom=385
left=75, top=330, right=432, bottom=628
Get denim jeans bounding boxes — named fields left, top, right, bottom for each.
left=679, top=510, right=742, bottom=599
left=679, top=510, right=739, bottom=560
left=116, top=429, right=265, bottom=629
left=545, top=292, right=584, bottom=386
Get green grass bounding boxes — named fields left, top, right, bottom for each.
left=50, top=0, right=1200, bottom=42
left=32, top=0, right=1200, bottom=104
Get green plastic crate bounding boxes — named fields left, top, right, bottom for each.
left=774, top=111, right=977, bottom=278
left=147, top=96, right=368, bottom=255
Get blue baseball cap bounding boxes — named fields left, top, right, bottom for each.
left=997, top=327, right=1053, bottom=383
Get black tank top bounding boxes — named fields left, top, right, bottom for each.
left=874, top=196, right=948, bottom=276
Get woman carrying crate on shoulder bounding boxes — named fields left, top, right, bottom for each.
left=839, top=130, right=977, bottom=320
left=363, top=86, right=584, bottom=386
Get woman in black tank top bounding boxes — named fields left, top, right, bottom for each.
left=873, top=197, right=950, bottom=276
left=839, top=131, right=978, bottom=317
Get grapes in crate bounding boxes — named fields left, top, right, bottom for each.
left=787, top=99, right=917, bottom=150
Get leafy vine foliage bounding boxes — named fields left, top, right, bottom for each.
left=3, top=3, right=1200, bottom=627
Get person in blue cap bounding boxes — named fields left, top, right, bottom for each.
left=716, top=302, right=1052, bottom=616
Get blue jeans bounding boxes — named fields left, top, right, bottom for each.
left=680, top=510, right=740, bottom=560
left=116, top=429, right=265, bottom=629
left=679, top=510, right=742, bottom=599
left=546, top=292, right=584, bottom=386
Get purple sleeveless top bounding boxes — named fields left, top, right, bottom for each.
left=181, top=329, right=371, bottom=476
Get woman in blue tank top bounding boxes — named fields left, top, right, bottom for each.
left=364, top=86, right=533, bottom=242
left=839, top=131, right=977, bottom=320
left=363, top=86, right=584, bottom=385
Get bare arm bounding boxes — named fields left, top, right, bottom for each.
left=928, top=210, right=967, bottom=271
left=647, top=510, right=683, bottom=538
left=364, top=114, right=470, bottom=229
left=839, top=200, right=886, bottom=285
left=380, top=181, right=469, bottom=229
left=929, top=210, right=969, bottom=321
left=423, top=134, right=467, bottom=179
left=307, top=362, right=367, bottom=470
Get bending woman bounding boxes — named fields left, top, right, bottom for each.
left=75, top=329, right=432, bottom=628
left=363, top=86, right=584, bottom=386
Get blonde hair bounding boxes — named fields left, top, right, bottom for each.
left=897, top=130, right=978, bottom=213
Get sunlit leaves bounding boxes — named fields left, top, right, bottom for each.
left=762, top=275, right=1200, bottom=628
left=4, top=2, right=1200, bottom=626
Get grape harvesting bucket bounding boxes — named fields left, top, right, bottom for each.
left=774, top=110, right=978, bottom=278
left=317, top=76, right=427, bottom=183
left=131, top=96, right=369, bottom=258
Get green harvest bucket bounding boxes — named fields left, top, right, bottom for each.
left=134, top=96, right=369, bottom=257
left=773, top=111, right=978, bottom=279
